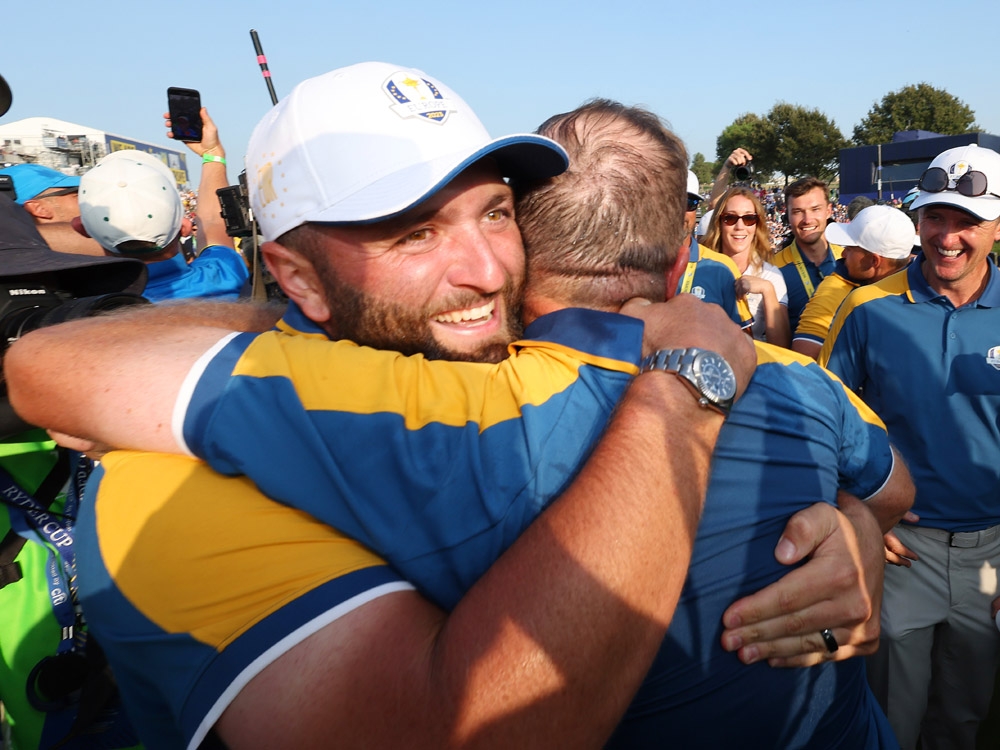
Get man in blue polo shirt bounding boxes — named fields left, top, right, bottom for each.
left=772, top=176, right=843, bottom=331
left=820, top=143, right=1000, bottom=750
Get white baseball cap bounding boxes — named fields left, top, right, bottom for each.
left=909, top=144, right=1000, bottom=222
left=824, top=205, right=915, bottom=260
left=118, top=149, right=176, bottom=183
left=78, top=151, right=183, bottom=254
left=245, top=61, right=569, bottom=240
left=686, top=170, right=701, bottom=202
left=696, top=209, right=713, bottom=238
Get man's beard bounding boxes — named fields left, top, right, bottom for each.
left=314, top=261, right=525, bottom=364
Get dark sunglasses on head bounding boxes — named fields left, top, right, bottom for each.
left=918, top=166, right=1000, bottom=200
left=720, top=212, right=759, bottom=226
left=36, top=187, right=79, bottom=199
left=687, top=196, right=701, bottom=211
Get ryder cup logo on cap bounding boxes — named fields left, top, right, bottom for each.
left=824, top=205, right=915, bottom=260
left=78, top=151, right=183, bottom=255
left=384, top=73, right=455, bottom=124
left=910, top=144, right=1000, bottom=222
left=246, top=61, right=569, bottom=241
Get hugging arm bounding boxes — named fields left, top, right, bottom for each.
left=217, top=370, right=721, bottom=747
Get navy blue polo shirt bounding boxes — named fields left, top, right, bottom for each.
left=821, top=255, right=1000, bottom=531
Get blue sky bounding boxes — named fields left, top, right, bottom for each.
left=3, top=0, right=997, bottom=187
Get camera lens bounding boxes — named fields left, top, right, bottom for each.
left=733, top=164, right=753, bottom=182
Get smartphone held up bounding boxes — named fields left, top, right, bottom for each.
left=167, top=87, right=203, bottom=142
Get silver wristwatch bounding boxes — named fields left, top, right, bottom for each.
left=640, top=348, right=737, bottom=417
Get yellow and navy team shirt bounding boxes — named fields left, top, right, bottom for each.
left=675, top=243, right=754, bottom=329
left=75, top=453, right=411, bottom=750
left=176, top=304, right=896, bottom=746
left=820, top=255, right=1000, bottom=532
left=180, top=305, right=643, bottom=610
left=793, top=258, right=860, bottom=349
left=772, top=240, right=843, bottom=332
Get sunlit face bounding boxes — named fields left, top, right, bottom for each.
left=684, top=208, right=697, bottom=236
left=918, top=204, right=1000, bottom=293
left=305, top=161, right=526, bottom=364
left=718, top=195, right=758, bottom=258
left=787, top=187, right=832, bottom=246
left=841, top=245, right=875, bottom=281
left=30, top=188, right=81, bottom=223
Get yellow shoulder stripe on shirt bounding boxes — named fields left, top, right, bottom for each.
left=821, top=271, right=910, bottom=362
left=97, top=451, right=388, bottom=648
left=753, top=341, right=886, bottom=431
left=230, top=332, right=636, bottom=432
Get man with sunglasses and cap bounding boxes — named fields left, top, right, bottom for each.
left=820, top=143, right=1000, bottom=750
left=0, top=164, right=108, bottom=258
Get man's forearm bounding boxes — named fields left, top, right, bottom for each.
left=866, top=446, right=915, bottom=533
left=4, top=301, right=283, bottom=448
left=428, top=372, right=719, bottom=746
left=218, top=371, right=723, bottom=748
left=196, top=153, right=234, bottom=250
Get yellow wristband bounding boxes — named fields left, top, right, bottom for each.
left=202, top=154, right=226, bottom=165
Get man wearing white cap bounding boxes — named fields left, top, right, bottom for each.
left=820, top=143, right=1000, bottom=749
left=792, top=205, right=914, bottom=359
left=76, top=125, right=248, bottom=303
left=676, top=170, right=753, bottom=330
left=8, top=63, right=884, bottom=747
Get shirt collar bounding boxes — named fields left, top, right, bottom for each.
left=908, top=251, right=1000, bottom=308
left=277, top=301, right=329, bottom=336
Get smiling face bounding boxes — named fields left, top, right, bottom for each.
left=918, top=204, right=1000, bottom=304
left=282, top=160, right=526, bottom=364
left=787, top=187, right=832, bottom=248
left=718, top=194, right=758, bottom=259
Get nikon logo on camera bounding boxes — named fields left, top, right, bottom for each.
left=8, top=288, right=48, bottom=296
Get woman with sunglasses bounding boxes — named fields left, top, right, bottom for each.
left=704, top=187, right=791, bottom=348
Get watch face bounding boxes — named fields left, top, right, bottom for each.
left=691, top=351, right=737, bottom=405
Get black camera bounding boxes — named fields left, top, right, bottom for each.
left=217, top=170, right=254, bottom=238
left=0, top=282, right=147, bottom=438
left=733, top=163, right=754, bottom=182
left=0, top=283, right=146, bottom=354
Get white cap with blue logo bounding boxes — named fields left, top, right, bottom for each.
left=245, top=61, right=569, bottom=240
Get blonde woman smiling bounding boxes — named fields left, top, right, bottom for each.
left=705, top=187, right=791, bottom=347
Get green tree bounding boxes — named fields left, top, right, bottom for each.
left=689, top=152, right=715, bottom=187
left=852, top=83, right=978, bottom=145
left=766, top=102, right=846, bottom=183
left=716, top=113, right=776, bottom=184
left=716, top=104, right=845, bottom=184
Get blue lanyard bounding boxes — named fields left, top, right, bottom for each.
left=1, top=452, right=91, bottom=653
